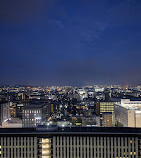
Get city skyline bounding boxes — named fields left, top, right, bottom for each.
left=1, top=0, right=141, bottom=86
left=1, top=1, right=141, bottom=156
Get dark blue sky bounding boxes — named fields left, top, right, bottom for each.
left=0, top=0, right=141, bottom=86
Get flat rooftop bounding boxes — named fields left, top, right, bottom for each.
left=117, top=104, right=141, bottom=110
left=24, top=104, right=44, bottom=108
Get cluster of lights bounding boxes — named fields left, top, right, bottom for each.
left=42, top=138, right=51, bottom=158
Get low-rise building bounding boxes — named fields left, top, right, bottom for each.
left=102, top=112, right=114, bottom=127
left=2, top=118, right=22, bottom=128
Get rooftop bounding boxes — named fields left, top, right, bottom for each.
left=24, top=104, right=45, bottom=108
left=116, top=99, right=141, bottom=110
left=0, top=127, right=141, bottom=135
left=117, top=104, right=141, bottom=110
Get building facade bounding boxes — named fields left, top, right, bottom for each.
left=22, top=104, right=43, bottom=127
left=22, top=103, right=51, bottom=127
left=1, top=102, right=11, bottom=121
left=102, top=112, right=114, bottom=127
left=0, top=127, right=141, bottom=158
left=114, top=104, right=141, bottom=127
left=114, top=99, right=141, bottom=127
left=96, top=101, right=119, bottom=116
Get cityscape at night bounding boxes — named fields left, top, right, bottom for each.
left=1, top=0, right=141, bottom=158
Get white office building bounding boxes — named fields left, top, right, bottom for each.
left=114, top=99, right=141, bottom=127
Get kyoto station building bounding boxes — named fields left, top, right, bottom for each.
left=0, top=126, right=141, bottom=158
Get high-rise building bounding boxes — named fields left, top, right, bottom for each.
left=1, top=102, right=11, bottom=121
left=22, top=103, right=51, bottom=127
left=0, top=127, right=141, bottom=158
left=96, top=101, right=119, bottom=116
left=22, top=104, right=44, bottom=127
left=42, top=104, right=51, bottom=122
left=114, top=99, right=141, bottom=127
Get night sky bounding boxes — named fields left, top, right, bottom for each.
left=0, top=0, right=141, bottom=86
